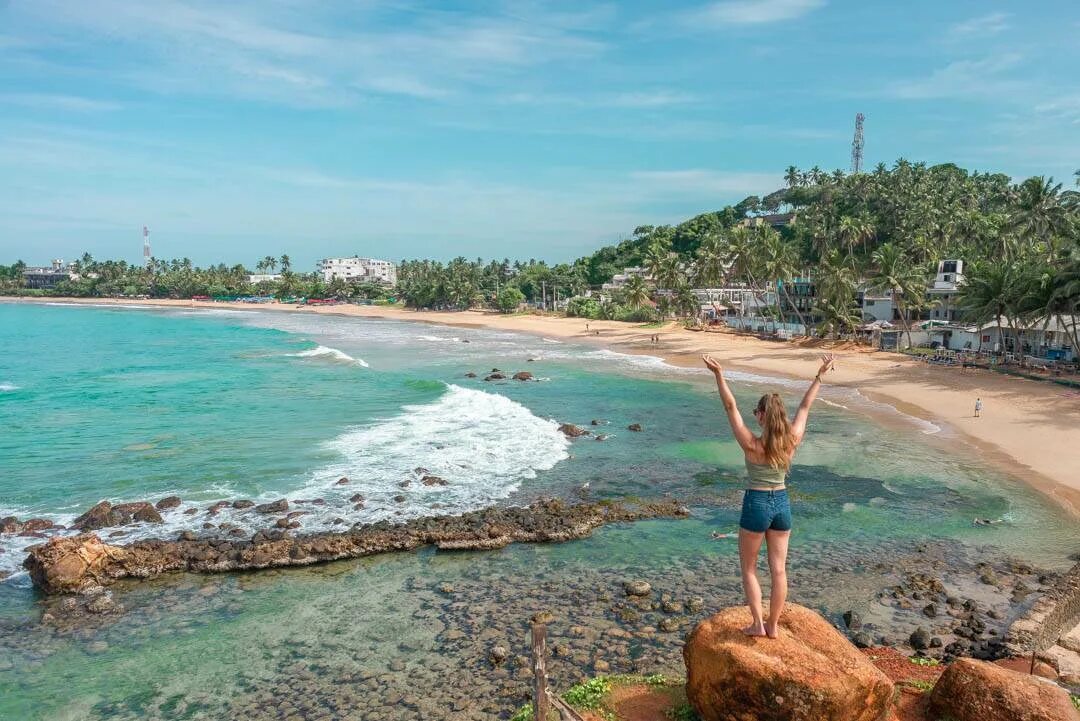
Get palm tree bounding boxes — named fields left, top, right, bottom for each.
left=759, top=227, right=808, bottom=332
left=869, top=243, right=924, bottom=347
left=1010, top=176, right=1068, bottom=261
left=621, top=274, right=651, bottom=309
left=279, top=254, right=292, bottom=274
left=814, top=250, right=859, bottom=338
left=692, top=232, right=728, bottom=288
left=263, top=256, right=278, bottom=274
left=959, top=262, right=1023, bottom=354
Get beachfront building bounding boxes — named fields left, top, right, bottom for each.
left=927, top=259, right=964, bottom=322
left=929, top=316, right=1077, bottom=362
left=248, top=273, right=282, bottom=284
left=22, top=259, right=73, bottom=289
left=316, top=257, right=397, bottom=286
left=601, top=266, right=652, bottom=291
left=858, top=291, right=897, bottom=323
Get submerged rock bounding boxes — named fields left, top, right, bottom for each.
left=254, top=499, right=288, bottom=514
left=512, top=371, right=533, bottom=381
left=627, top=423, right=643, bottom=432
left=155, top=496, right=182, bottom=511
left=558, top=423, right=590, bottom=438
left=684, top=604, right=893, bottom=721
left=72, top=500, right=162, bottom=530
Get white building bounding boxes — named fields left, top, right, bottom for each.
left=927, top=259, right=964, bottom=323
left=316, top=257, right=397, bottom=286
left=601, top=266, right=651, bottom=291
left=248, top=273, right=282, bottom=284
left=859, top=292, right=896, bottom=323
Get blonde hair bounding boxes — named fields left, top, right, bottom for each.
left=755, top=393, right=795, bottom=470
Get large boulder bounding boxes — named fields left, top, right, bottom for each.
left=684, top=604, right=894, bottom=721
left=72, top=500, right=163, bottom=530
left=72, top=501, right=125, bottom=530
left=928, top=658, right=1079, bottom=721
left=23, top=534, right=125, bottom=594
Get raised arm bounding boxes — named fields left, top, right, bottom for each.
left=702, top=355, right=756, bottom=452
left=791, top=354, right=835, bottom=441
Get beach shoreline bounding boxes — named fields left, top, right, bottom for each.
left=7, top=295, right=1080, bottom=517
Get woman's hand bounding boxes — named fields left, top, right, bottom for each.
left=702, top=354, right=723, bottom=375
left=817, top=353, right=836, bottom=378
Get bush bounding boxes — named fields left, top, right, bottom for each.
left=496, top=287, right=526, bottom=313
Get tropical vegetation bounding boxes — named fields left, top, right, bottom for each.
left=3, top=161, right=1078, bottom=346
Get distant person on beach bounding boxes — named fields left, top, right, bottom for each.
left=703, top=352, right=835, bottom=638
left=975, top=398, right=982, bottom=418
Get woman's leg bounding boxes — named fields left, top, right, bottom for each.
left=764, top=529, right=791, bottom=638
left=738, top=528, right=767, bottom=636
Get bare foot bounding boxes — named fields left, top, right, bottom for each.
left=742, top=623, right=767, bottom=637
left=763, top=621, right=779, bottom=639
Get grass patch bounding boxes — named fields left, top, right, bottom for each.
left=666, top=703, right=700, bottom=721
left=909, top=656, right=940, bottom=667
left=563, top=677, right=612, bottom=710
left=1071, top=695, right=1079, bottom=711
left=901, top=679, right=935, bottom=693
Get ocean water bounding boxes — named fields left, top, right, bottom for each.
left=0, top=302, right=1076, bottom=720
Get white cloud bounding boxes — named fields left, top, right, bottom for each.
left=1035, top=94, right=1080, bottom=124
left=6, top=0, right=607, bottom=106
left=503, top=89, right=698, bottom=108
left=630, top=169, right=782, bottom=195
left=887, top=53, right=1024, bottom=100
left=690, top=0, right=825, bottom=26
left=949, top=12, right=1010, bottom=39
left=0, top=93, right=123, bottom=111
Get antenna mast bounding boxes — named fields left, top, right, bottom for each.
left=143, top=226, right=152, bottom=267
left=850, top=113, right=865, bottom=174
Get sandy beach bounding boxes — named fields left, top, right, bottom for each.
left=13, top=296, right=1080, bottom=517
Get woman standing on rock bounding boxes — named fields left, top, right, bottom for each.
left=702, top=353, right=835, bottom=638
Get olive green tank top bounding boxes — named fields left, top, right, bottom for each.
left=745, top=459, right=788, bottom=489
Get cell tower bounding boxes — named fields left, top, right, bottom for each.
left=850, top=112, right=865, bottom=174
left=143, top=226, right=152, bottom=266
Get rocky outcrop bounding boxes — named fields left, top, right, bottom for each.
left=927, top=658, right=1079, bottom=721
left=24, top=534, right=126, bottom=594
left=71, top=501, right=162, bottom=530
left=254, top=499, right=288, bottom=514
left=1, top=517, right=56, bottom=535
left=684, top=604, right=894, bottom=721
left=512, top=371, right=533, bottom=381
left=558, top=423, right=590, bottom=438
left=24, top=498, right=690, bottom=595
left=155, top=496, right=182, bottom=511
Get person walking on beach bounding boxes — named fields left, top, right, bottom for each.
left=974, top=398, right=982, bottom=418
left=702, top=352, right=835, bottom=638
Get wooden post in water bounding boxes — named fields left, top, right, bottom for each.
left=531, top=622, right=550, bottom=721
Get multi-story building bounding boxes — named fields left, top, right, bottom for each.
left=927, top=259, right=964, bottom=322
left=316, top=257, right=397, bottom=286
left=601, top=267, right=651, bottom=291
left=23, top=259, right=73, bottom=289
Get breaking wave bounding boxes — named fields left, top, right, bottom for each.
left=289, top=345, right=369, bottom=368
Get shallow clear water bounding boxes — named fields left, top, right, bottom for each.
left=0, top=302, right=1075, bottom=720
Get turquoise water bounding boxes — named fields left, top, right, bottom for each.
left=0, top=302, right=1076, bottom=720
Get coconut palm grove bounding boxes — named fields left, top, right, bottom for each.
left=3, top=160, right=1079, bottom=350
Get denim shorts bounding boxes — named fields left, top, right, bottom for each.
left=739, top=489, right=792, bottom=533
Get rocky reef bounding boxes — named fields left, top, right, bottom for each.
left=23, top=498, right=690, bottom=595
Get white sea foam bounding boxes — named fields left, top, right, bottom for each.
left=299, top=384, right=570, bottom=526
left=290, top=345, right=369, bottom=368
left=417, top=334, right=461, bottom=343
left=0, top=382, right=18, bottom=392
left=542, top=338, right=562, bottom=344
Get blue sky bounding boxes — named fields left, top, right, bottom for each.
left=1, top=1, right=1078, bottom=269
